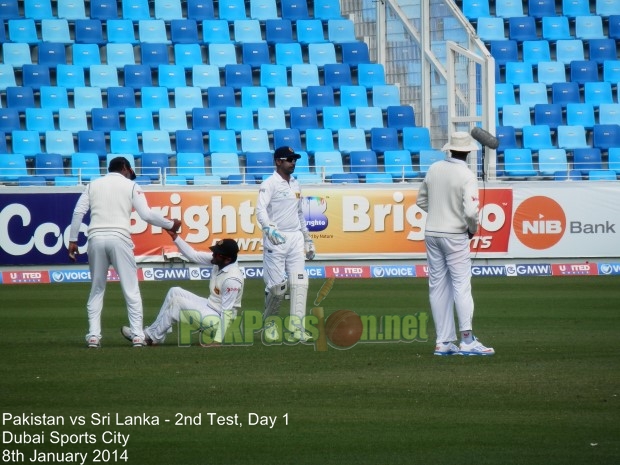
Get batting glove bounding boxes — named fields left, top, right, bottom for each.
left=263, top=223, right=286, bottom=245
left=304, top=241, right=316, bottom=260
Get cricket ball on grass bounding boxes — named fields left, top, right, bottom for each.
left=325, top=310, right=363, bottom=348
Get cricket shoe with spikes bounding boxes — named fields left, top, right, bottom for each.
left=434, top=342, right=461, bottom=356
left=121, top=326, right=151, bottom=347
left=459, top=337, right=495, bottom=356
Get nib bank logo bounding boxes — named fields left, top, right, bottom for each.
left=513, top=196, right=566, bottom=250
left=302, top=196, right=328, bottom=232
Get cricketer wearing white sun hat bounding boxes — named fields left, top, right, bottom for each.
left=442, top=131, right=480, bottom=154
left=416, top=130, right=495, bottom=357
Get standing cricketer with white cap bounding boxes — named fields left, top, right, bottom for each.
left=416, top=132, right=495, bottom=356
left=256, top=146, right=316, bottom=342
left=68, top=156, right=181, bottom=348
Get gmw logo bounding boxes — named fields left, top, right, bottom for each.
left=513, top=196, right=566, bottom=250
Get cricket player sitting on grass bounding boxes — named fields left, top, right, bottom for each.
left=122, top=230, right=244, bottom=346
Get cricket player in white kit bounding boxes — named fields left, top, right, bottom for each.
left=416, top=132, right=494, bottom=356
left=69, top=157, right=180, bottom=348
left=256, top=146, right=316, bottom=341
left=122, top=233, right=244, bottom=346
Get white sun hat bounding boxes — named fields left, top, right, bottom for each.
left=442, top=131, right=479, bottom=152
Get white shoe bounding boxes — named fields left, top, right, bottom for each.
left=86, top=335, right=100, bottom=348
left=434, top=342, right=460, bottom=356
left=120, top=326, right=147, bottom=347
left=263, top=320, right=280, bottom=341
left=460, top=337, right=495, bottom=356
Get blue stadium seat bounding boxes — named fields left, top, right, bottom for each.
left=240, top=129, right=270, bottom=153
left=495, top=0, right=524, bottom=18
left=503, top=148, right=538, bottom=177
left=71, top=152, right=101, bottom=181
left=12, top=130, right=42, bottom=155
left=296, top=19, right=326, bottom=44
left=538, top=149, right=569, bottom=176
left=91, top=66, right=120, bottom=89
left=340, top=85, right=369, bottom=111
left=565, top=103, right=595, bottom=129
left=588, top=39, right=617, bottom=66
left=0, top=109, right=21, bottom=132
left=123, top=65, right=153, bottom=89
left=384, top=149, right=419, bottom=180
left=402, top=126, right=432, bottom=153
left=306, top=85, right=335, bottom=110
left=91, top=108, right=121, bottom=132
left=40, top=86, right=69, bottom=111
left=140, top=43, right=170, bottom=69
left=0, top=154, right=28, bottom=181
left=107, top=19, right=137, bottom=44
left=603, top=60, right=620, bottom=84
left=274, top=86, right=302, bottom=111
left=242, top=42, right=271, bottom=68
left=208, top=43, right=237, bottom=68
left=505, top=62, right=534, bottom=87
left=275, top=42, right=303, bottom=66
left=176, top=129, right=205, bottom=153
left=551, top=82, right=580, bottom=106
left=420, top=149, right=448, bottom=175
left=240, top=86, right=269, bottom=112
left=592, top=124, right=620, bottom=151
left=90, top=0, right=118, bottom=20
left=308, top=42, right=337, bottom=67
left=357, top=63, right=386, bottom=89
left=176, top=152, right=206, bottom=179
left=192, top=64, right=221, bottom=89
left=289, top=107, right=319, bottom=131
left=24, top=0, right=53, bottom=20
left=125, top=107, right=155, bottom=132
left=57, top=0, right=86, bottom=20
left=555, top=39, right=585, bottom=65
left=305, top=128, right=335, bottom=153
left=187, top=0, right=215, bottom=20
left=154, top=0, right=182, bottom=20
left=608, top=148, right=620, bottom=175
left=25, top=108, right=55, bottom=133
left=495, top=125, right=518, bottom=153
left=598, top=104, right=620, bottom=125
left=226, top=107, right=255, bottom=132
left=173, top=86, right=204, bottom=112
left=314, top=151, right=345, bottom=177
left=573, top=147, right=603, bottom=174
left=562, top=0, right=591, bottom=18
left=370, top=127, right=399, bottom=153
left=35, top=153, right=65, bottom=180
left=77, top=130, right=107, bottom=158
left=462, top=0, right=490, bottom=20
left=58, top=108, right=89, bottom=132
left=588, top=170, right=617, bottom=181
left=233, top=19, right=263, bottom=43
left=0, top=65, right=16, bottom=91
left=273, top=128, right=302, bottom=151
left=476, top=17, right=506, bottom=42
left=141, top=153, right=170, bottom=181
left=106, top=42, right=136, bottom=70
left=291, top=64, right=320, bottom=89
left=349, top=150, right=379, bottom=176
left=245, top=151, right=274, bottom=177
left=192, top=107, right=221, bottom=132
left=72, top=43, right=102, bottom=68
left=355, top=106, right=384, bottom=131
left=170, top=19, right=199, bottom=44
left=338, top=128, right=367, bottom=154
left=22, top=65, right=51, bottom=90
left=331, top=173, right=359, bottom=184
left=202, top=19, right=231, bottom=44
left=541, top=16, right=571, bottom=41
left=584, top=82, right=613, bottom=107
left=225, top=63, right=253, bottom=89
left=314, top=0, right=342, bottom=20
left=210, top=152, right=241, bottom=179
left=208, top=129, right=238, bottom=153
left=6, top=86, right=35, bottom=111
left=250, top=0, right=278, bottom=20
left=258, top=106, right=286, bottom=131
left=122, top=0, right=151, bottom=20
left=219, top=0, right=247, bottom=21
left=609, top=15, right=620, bottom=39
left=159, top=108, right=189, bottom=132
left=75, top=19, right=105, bottom=45
left=522, top=124, right=554, bottom=151
left=207, top=86, right=236, bottom=111
left=366, top=173, right=394, bottom=183
left=569, top=60, right=599, bottom=85
left=386, top=105, right=415, bottom=129
left=259, top=64, right=287, bottom=90
left=281, top=0, right=309, bottom=20
left=340, top=41, right=371, bottom=67
left=322, top=106, right=352, bottom=132
left=488, top=40, right=518, bottom=68
left=265, top=19, right=293, bottom=44
left=73, top=86, right=103, bottom=111
left=501, top=104, right=532, bottom=129
left=575, top=15, right=605, bottom=39
left=45, top=130, right=76, bottom=157
left=534, top=103, right=564, bottom=131
left=372, top=84, right=401, bottom=110
left=596, top=0, right=620, bottom=16
left=328, top=19, right=357, bottom=43
left=557, top=125, right=589, bottom=150
left=528, top=0, right=557, bottom=19
left=110, top=130, right=140, bottom=155
left=142, top=130, right=173, bottom=154
left=496, top=83, right=517, bottom=108
left=521, top=40, right=551, bottom=66
left=157, top=64, right=186, bottom=90
left=194, top=175, right=222, bottom=185
left=8, top=18, right=39, bottom=44
left=174, top=44, right=203, bottom=69
left=508, top=16, right=538, bottom=42
left=3, top=42, right=32, bottom=68
left=536, top=61, right=566, bottom=86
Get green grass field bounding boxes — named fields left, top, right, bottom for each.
left=1, top=276, right=619, bottom=465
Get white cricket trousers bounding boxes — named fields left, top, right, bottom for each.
left=262, top=230, right=305, bottom=288
left=425, top=235, right=474, bottom=343
left=86, top=235, right=144, bottom=339
left=147, top=287, right=221, bottom=343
